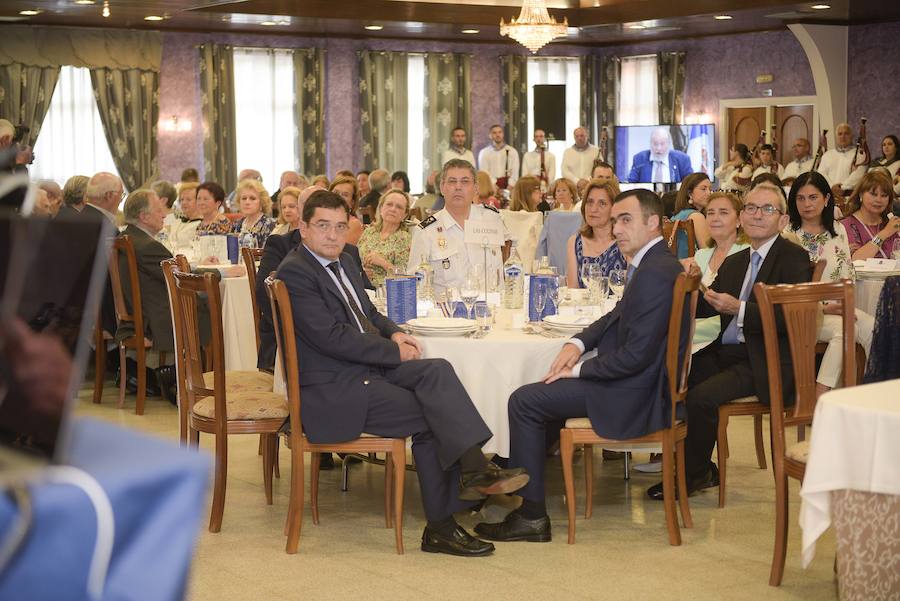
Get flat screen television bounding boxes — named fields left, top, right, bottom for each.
left=614, top=124, right=716, bottom=184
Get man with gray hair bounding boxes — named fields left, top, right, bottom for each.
left=561, top=126, right=598, bottom=184
left=358, top=168, right=391, bottom=223
left=626, top=127, right=694, bottom=184
left=0, top=118, right=32, bottom=173
left=82, top=172, right=125, bottom=226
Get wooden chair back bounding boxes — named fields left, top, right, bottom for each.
left=265, top=276, right=303, bottom=444
left=666, top=270, right=701, bottom=427
left=173, top=267, right=226, bottom=433
left=662, top=220, right=674, bottom=248
left=665, top=219, right=697, bottom=257
left=241, top=246, right=266, bottom=353
left=754, top=280, right=856, bottom=455
left=811, top=259, right=827, bottom=283
left=108, top=235, right=143, bottom=340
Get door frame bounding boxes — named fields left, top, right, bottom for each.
left=719, top=96, right=818, bottom=165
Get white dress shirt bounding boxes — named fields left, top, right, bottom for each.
left=781, top=155, right=814, bottom=182
left=478, top=144, right=520, bottom=187
left=440, top=146, right=476, bottom=169
left=521, top=147, right=557, bottom=182
left=818, top=147, right=866, bottom=189
left=752, top=162, right=785, bottom=181
left=561, top=145, right=600, bottom=184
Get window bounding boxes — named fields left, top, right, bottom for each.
left=406, top=54, right=425, bottom=195
left=233, top=48, right=297, bottom=190
left=31, top=66, right=121, bottom=187
left=618, top=55, right=659, bottom=125
left=526, top=58, right=581, bottom=157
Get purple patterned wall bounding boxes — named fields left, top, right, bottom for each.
left=848, top=22, right=900, bottom=159
left=157, top=29, right=814, bottom=183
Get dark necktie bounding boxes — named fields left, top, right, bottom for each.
left=327, top=262, right=380, bottom=336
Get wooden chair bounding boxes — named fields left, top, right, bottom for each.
left=108, top=235, right=160, bottom=415
left=265, top=275, right=406, bottom=554
left=162, top=257, right=275, bottom=446
left=755, top=279, right=856, bottom=586
left=91, top=318, right=113, bottom=404
left=716, top=260, right=826, bottom=508
left=240, top=246, right=265, bottom=353
left=665, top=219, right=697, bottom=258
left=172, top=267, right=287, bottom=533
left=559, top=271, right=700, bottom=545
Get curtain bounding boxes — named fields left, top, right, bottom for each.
left=500, top=55, right=528, bottom=157
left=598, top=55, right=620, bottom=167
left=579, top=56, right=597, bottom=144
left=423, top=52, right=471, bottom=179
left=0, top=64, right=59, bottom=147
left=199, top=44, right=237, bottom=191
left=657, top=51, right=686, bottom=125
left=0, top=26, right=161, bottom=71
left=358, top=51, right=408, bottom=172
left=293, top=48, right=326, bottom=176
left=89, top=67, right=158, bottom=190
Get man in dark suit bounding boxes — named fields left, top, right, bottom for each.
left=647, top=183, right=813, bottom=500
left=627, top=127, right=694, bottom=183
left=276, top=190, right=529, bottom=557
left=475, top=189, right=686, bottom=542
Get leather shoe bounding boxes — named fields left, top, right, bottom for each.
left=155, top=365, right=178, bottom=406
left=421, top=525, right=494, bottom=557
left=319, top=453, right=335, bottom=470
left=459, top=465, right=530, bottom=501
left=474, top=509, right=552, bottom=543
left=115, top=367, right=162, bottom=397
left=646, top=463, right=719, bottom=501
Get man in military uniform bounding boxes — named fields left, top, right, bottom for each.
left=408, top=159, right=510, bottom=295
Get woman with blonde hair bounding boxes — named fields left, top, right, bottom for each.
left=565, top=179, right=626, bottom=288
left=329, top=174, right=365, bottom=244
left=509, top=175, right=542, bottom=212
left=476, top=171, right=500, bottom=209
left=841, top=169, right=900, bottom=260
left=550, top=178, right=578, bottom=211
left=270, top=186, right=303, bottom=236
left=357, top=189, right=413, bottom=287
left=167, top=181, right=201, bottom=249
left=231, top=178, right=277, bottom=246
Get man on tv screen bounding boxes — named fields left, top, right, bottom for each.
left=627, top=127, right=694, bottom=183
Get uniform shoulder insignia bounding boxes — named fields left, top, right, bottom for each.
left=418, top=215, right=437, bottom=229
left=482, top=204, right=500, bottom=214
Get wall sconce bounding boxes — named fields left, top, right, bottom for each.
left=161, top=115, right=192, bottom=132
left=685, top=111, right=712, bottom=125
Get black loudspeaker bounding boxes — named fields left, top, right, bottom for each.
left=533, top=85, right=566, bottom=141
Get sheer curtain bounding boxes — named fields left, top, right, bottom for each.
left=233, top=48, right=297, bottom=188
left=526, top=57, right=580, bottom=158
left=407, top=54, right=425, bottom=194
left=618, top=55, right=659, bottom=126
left=31, top=66, right=120, bottom=185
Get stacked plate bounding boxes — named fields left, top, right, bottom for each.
left=542, top=314, right=593, bottom=335
left=406, top=317, right=477, bottom=337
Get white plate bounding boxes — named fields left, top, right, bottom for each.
left=408, top=326, right=476, bottom=337
left=543, top=314, right=594, bottom=328
left=407, top=317, right=474, bottom=330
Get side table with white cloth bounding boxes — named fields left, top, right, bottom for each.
left=853, top=261, right=900, bottom=316
left=218, top=274, right=259, bottom=371
left=799, top=378, right=900, bottom=601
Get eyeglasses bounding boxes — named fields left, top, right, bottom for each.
left=310, top=221, right=349, bottom=234
left=742, top=204, right=783, bottom=216
left=444, top=178, right=473, bottom=187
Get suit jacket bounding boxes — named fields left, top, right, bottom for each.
left=572, top=240, right=687, bottom=439
left=116, top=224, right=178, bottom=351
left=256, top=229, right=372, bottom=369
left=627, top=150, right=694, bottom=183
left=275, top=244, right=402, bottom=443
left=700, top=235, right=813, bottom=404
left=75, top=204, right=118, bottom=335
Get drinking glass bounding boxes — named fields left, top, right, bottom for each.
left=892, top=247, right=900, bottom=262
left=460, top=274, right=480, bottom=320
left=580, top=259, right=592, bottom=289
left=609, top=269, right=627, bottom=299
left=532, top=279, right=548, bottom=322
left=474, top=303, right=493, bottom=334
left=596, top=275, right=610, bottom=300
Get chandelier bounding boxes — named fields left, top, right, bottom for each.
left=500, top=0, right=569, bottom=53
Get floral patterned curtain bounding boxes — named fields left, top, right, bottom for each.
left=199, top=44, right=237, bottom=191
left=293, top=48, right=325, bottom=176
left=579, top=56, right=597, bottom=144
left=599, top=55, right=620, bottom=168
left=0, top=64, right=60, bottom=148
left=500, top=55, right=528, bottom=157
left=657, top=51, right=686, bottom=125
left=423, top=53, right=471, bottom=181
left=358, top=51, right=408, bottom=172
left=90, top=67, right=159, bottom=190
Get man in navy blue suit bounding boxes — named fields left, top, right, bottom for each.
left=627, top=127, right=694, bottom=183
left=475, top=189, right=686, bottom=542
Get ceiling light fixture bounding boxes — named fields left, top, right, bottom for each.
left=461, top=29, right=480, bottom=34
left=628, top=24, right=646, bottom=30
left=714, top=14, right=733, bottom=20
left=260, top=20, right=277, bottom=25
left=810, top=3, right=831, bottom=9
left=500, top=0, right=568, bottom=54
left=364, top=25, right=383, bottom=31
left=102, top=0, right=110, bottom=17
left=74, top=0, right=96, bottom=4
left=144, top=15, right=164, bottom=21
left=19, top=9, right=42, bottom=15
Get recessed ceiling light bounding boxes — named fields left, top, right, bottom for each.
left=714, top=15, right=733, bottom=20
left=19, top=9, right=42, bottom=15
left=811, top=3, right=831, bottom=8
left=144, top=15, right=164, bottom=21
left=364, top=25, right=383, bottom=31
left=628, top=24, right=646, bottom=30
left=260, top=20, right=277, bottom=25
left=74, top=0, right=96, bottom=4
left=461, top=29, right=479, bottom=34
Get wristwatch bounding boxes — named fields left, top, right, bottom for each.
left=871, top=235, right=884, bottom=247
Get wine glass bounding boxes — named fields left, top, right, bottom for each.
left=580, top=259, right=593, bottom=290
left=532, top=279, right=548, bottom=322
left=460, top=273, right=480, bottom=320
left=609, top=269, right=626, bottom=299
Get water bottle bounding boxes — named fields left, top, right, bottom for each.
left=503, top=240, right=524, bottom=309
left=414, top=255, right=433, bottom=301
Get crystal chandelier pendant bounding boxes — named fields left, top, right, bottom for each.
left=500, top=0, right=569, bottom=53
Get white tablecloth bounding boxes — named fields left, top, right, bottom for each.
left=799, top=378, right=900, bottom=567
left=855, top=277, right=887, bottom=316
left=219, top=275, right=258, bottom=371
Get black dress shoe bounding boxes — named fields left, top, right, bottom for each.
left=421, top=525, right=494, bottom=557
left=319, top=453, right=335, bottom=470
left=115, top=367, right=162, bottom=397
left=474, top=509, right=552, bottom=543
left=459, top=465, right=530, bottom=501
left=155, top=365, right=178, bottom=406
left=647, top=463, right=719, bottom=501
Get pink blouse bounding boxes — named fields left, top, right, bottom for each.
left=841, top=214, right=898, bottom=258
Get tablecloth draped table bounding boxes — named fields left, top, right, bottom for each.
left=854, top=276, right=886, bottom=317
left=219, top=275, right=259, bottom=371
left=799, top=378, right=900, bottom=600
left=0, top=418, right=210, bottom=601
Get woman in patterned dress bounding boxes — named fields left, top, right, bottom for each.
left=357, top=189, right=412, bottom=288
left=194, top=181, right=232, bottom=236
left=565, top=178, right=626, bottom=289
left=231, top=179, right=276, bottom=247
left=841, top=170, right=900, bottom=261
